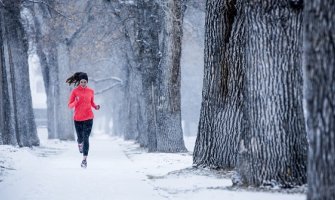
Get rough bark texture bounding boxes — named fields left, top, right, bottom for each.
left=156, top=0, right=187, bottom=152
left=304, top=1, right=335, bottom=199
left=238, top=1, right=307, bottom=187
left=193, top=0, right=244, bottom=168
left=0, top=0, right=39, bottom=146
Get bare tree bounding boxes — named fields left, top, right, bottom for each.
left=155, top=0, right=187, bottom=152
left=117, top=0, right=187, bottom=152
left=0, top=0, right=39, bottom=146
left=304, top=1, right=335, bottom=199
left=29, top=1, right=74, bottom=140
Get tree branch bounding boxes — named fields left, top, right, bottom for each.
left=95, top=82, right=122, bottom=95
left=23, top=0, right=72, bottom=20
left=90, top=76, right=123, bottom=83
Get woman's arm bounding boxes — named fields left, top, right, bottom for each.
left=68, top=90, right=78, bottom=109
left=91, top=92, right=100, bottom=110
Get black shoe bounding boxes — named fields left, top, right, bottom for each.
left=81, top=160, right=87, bottom=168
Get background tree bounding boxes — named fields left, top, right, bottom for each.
left=27, top=0, right=73, bottom=140
left=28, top=0, right=126, bottom=140
left=155, top=0, right=187, bottom=152
left=180, top=2, right=205, bottom=136
left=0, top=0, right=39, bottom=146
left=117, top=0, right=187, bottom=152
left=304, top=0, right=335, bottom=199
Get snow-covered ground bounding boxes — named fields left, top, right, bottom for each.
left=0, top=128, right=306, bottom=200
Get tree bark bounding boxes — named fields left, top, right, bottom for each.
left=193, top=0, right=244, bottom=168
left=304, top=1, right=335, bottom=199
left=156, top=0, right=187, bottom=152
left=238, top=1, right=307, bottom=187
left=0, top=1, right=39, bottom=146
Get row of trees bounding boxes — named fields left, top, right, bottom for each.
left=1, top=0, right=191, bottom=152
left=112, top=0, right=187, bottom=152
left=0, top=0, right=333, bottom=199
left=193, top=0, right=334, bottom=199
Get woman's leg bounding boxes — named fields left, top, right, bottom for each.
left=74, top=121, right=84, bottom=153
left=74, top=121, right=84, bottom=144
left=82, top=119, right=93, bottom=158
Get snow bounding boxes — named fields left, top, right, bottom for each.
left=0, top=128, right=306, bottom=200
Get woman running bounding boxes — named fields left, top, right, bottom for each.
left=66, top=72, right=100, bottom=168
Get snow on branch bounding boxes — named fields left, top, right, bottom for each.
left=90, top=76, right=123, bottom=83
left=23, top=0, right=72, bottom=21
left=95, top=82, right=122, bottom=95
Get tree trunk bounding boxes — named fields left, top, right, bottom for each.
left=121, top=0, right=186, bottom=152
left=44, top=46, right=59, bottom=139
left=0, top=9, right=17, bottom=145
left=56, top=43, right=74, bottom=140
left=130, top=0, right=161, bottom=150
left=0, top=1, right=39, bottom=146
left=115, top=2, right=146, bottom=142
left=238, top=1, right=307, bottom=187
left=156, top=0, right=187, bottom=152
left=124, top=62, right=144, bottom=141
left=193, top=0, right=244, bottom=168
left=32, top=2, right=74, bottom=140
left=304, top=1, right=335, bottom=199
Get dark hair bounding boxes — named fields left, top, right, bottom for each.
left=66, top=72, right=88, bottom=86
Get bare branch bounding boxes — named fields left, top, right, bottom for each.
left=91, top=76, right=123, bottom=83
left=95, top=82, right=122, bottom=95
left=23, top=0, right=72, bottom=21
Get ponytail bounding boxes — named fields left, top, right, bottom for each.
left=66, top=72, right=88, bottom=86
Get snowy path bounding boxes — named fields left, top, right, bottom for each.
left=0, top=134, right=161, bottom=200
left=0, top=129, right=307, bottom=200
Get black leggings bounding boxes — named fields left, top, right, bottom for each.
left=74, top=119, right=93, bottom=156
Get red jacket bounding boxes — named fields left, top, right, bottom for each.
left=68, top=86, right=98, bottom=121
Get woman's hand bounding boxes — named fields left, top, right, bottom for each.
left=96, top=105, right=100, bottom=110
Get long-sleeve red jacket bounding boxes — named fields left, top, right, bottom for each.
left=68, top=86, right=98, bottom=121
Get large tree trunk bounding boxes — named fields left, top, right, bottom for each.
left=238, top=1, right=307, bottom=187
left=304, top=1, right=335, bottom=199
left=0, top=1, right=39, bottom=146
left=193, top=0, right=244, bottom=168
left=156, top=0, right=187, bottom=152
